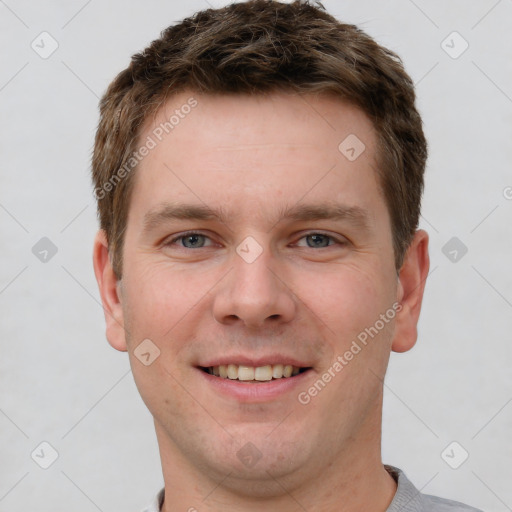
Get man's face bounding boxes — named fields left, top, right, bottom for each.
left=97, top=91, right=419, bottom=490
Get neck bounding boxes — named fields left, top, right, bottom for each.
left=155, top=398, right=397, bottom=512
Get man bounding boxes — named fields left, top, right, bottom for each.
left=91, top=1, right=482, bottom=510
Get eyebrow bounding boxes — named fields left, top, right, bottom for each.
left=142, top=201, right=371, bottom=234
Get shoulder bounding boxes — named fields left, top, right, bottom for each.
left=140, top=487, right=165, bottom=512
left=385, top=465, right=484, bottom=512
left=421, top=492, right=484, bottom=512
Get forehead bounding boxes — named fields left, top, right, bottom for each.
left=142, top=90, right=376, bottom=152
left=129, top=90, right=385, bottom=227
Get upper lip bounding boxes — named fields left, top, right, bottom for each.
left=198, top=355, right=313, bottom=368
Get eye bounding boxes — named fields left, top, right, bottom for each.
left=165, top=232, right=214, bottom=249
left=295, top=232, right=346, bottom=248
left=162, top=231, right=346, bottom=250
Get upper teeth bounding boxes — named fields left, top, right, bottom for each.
left=207, top=364, right=301, bottom=381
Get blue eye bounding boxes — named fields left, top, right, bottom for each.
left=164, top=232, right=345, bottom=250
left=297, top=233, right=343, bottom=248
left=167, top=232, right=212, bottom=249
left=182, top=234, right=206, bottom=248
left=303, top=233, right=332, bottom=248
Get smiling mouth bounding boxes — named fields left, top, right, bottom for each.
left=199, top=364, right=312, bottom=382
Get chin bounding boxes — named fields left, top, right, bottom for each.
left=211, top=432, right=313, bottom=483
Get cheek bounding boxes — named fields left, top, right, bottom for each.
left=123, top=261, right=208, bottom=338
left=295, top=263, right=387, bottom=339
left=121, top=265, right=197, bottom=413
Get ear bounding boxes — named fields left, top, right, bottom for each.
left=391, top=229, right=430, bottom=353
left=92, top=229, right=127, bottom=352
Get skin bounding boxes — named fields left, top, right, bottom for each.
left=93, top=91, right=429, bottom=512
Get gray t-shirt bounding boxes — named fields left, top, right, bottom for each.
left=140, top=465, right=483, bottom=512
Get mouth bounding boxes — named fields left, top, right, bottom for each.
left=198, top=364, right=312, bottom=383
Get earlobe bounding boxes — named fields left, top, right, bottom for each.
left=391, top=230, right=430, bottom=353
left=92, top=229, right=128, bottom=352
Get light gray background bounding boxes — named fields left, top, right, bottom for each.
left=1, top=0, right=511, bottom=510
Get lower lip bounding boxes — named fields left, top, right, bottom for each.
left=196, top=367, right=313, bottom=402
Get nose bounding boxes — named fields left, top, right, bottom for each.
left=212, top=243, right=296, bottom=329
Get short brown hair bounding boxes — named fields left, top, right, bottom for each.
left=92, top=0, right=427, bottom=279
